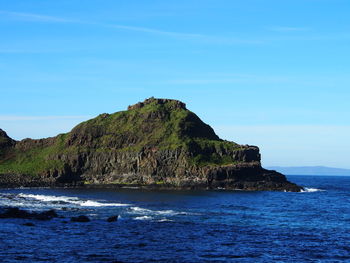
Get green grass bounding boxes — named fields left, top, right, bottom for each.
left=0, top=98, right=243, bottom=175
left=69, top=99, right=196, bottom=152
left=0, top=134, right=69, bottom=176
left=188, top=139, right=240, bottom=167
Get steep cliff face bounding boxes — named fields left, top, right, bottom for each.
left=0, top=129, right=15, bottom=150
left=0, top=98, right=302, bottom=191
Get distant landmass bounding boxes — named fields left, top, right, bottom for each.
left=267, top=166, right=350, bottom=176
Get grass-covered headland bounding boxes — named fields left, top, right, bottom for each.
left=0, top=98, right=302, bottom=191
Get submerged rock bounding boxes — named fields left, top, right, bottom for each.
left=22, top=222, right=35, bottom=227
left=0, top=98, right=302, bottom=191
left=35, top=209, right=58, bottom=220
left=71, top=215, right=90, bottom=222
left=0, top=207, right=59, bottom=220
left=0, top=207, right=32, bottom=219
left=107, top=215, right=118, bottom=222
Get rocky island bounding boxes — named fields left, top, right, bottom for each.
left=0, top=98, right=302, bottom=191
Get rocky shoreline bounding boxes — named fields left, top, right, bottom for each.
left=0, top=174, right=302, bottom=192
left=0, top=207, right=119, bottom=224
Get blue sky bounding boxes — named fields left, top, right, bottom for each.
left=0, top=0, right=349, bottom=168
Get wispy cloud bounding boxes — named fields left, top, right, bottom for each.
left=0, top=49, right=51, bottom=54
left=2, top=8, right=350, bottom=47
left=105, top=23, right=262, bottom=44
left=163, top=73, right=290, bottom=85
left=0, top=115, right=90, bottom=121
left=0, top=10, right=261, bottom=44
left=0, top=10, right=204, bottom=39
left=0, top=10, right=74, bottom=23
left=106, top=24, right=203, bottom=39
left=267, top=26, right=311, bottom=32
left=6, top=11, right=343, bottom=45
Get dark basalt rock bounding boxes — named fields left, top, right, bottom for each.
left=107, top=215, right=119, bottom=222
left=0, top=129, right=16, bottom=159
left=0, top=207, right=32, bottom=219
left=22, top=222, right=35, bottom=227
left=0, top=98, right=303, bottom=191
left=71, top=215, right=90, bottom=222
left=128, top=97, right=186, bottom=111
left=35, top=209, right=58, bottom=220
left=0, top=129, right=15, bottom=148
left=0, top=207, right=59, bottom=220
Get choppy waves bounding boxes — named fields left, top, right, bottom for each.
left=1, top=175, right=349, bottom=263
left=127, top=206, right=198, bottom=221
left=0, top=192, right=196, bottom=222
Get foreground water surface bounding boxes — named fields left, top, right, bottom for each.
left=0, top=175, right=349, bottom=262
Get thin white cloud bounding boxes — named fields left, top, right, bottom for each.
left=163, top=73, right=290, bottom=85
left=0, top=10, right=261, bottom=44
left=0, top=10, right=204, bottom=39
left=0, top=115, right=90, bottom=121
left=0, top=49, right=49, bottom=54
left=6, top=11, right=345, bottom=45
left=93, top=22, right=261, bottom=44
left=161, top=72, right=350, bottom=87
left=0, top=10, right=74, bottom=23
left=106, top=24, right=203, bottom=38
left=267, top=26, right=311, bottom=32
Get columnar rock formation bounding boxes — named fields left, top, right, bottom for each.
left=0, top=98, right=302, bottom=191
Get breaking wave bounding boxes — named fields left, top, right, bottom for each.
left=0, top=192, right=196, bottom=222
left=300, top=187, right=325, bottom=193
left=16, top=193, right=130, bottom=207
left=129, top=206, right=197, bottom=217
left=134, top=216, right=153, bottom=220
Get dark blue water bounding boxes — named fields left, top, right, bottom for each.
left=0, top=175, right=349, bottom=262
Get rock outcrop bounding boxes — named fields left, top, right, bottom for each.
left=0, top=97, right=302, bottom=191
left=71, top=215, right=90, bottom=222
left=0, top=129, right=15, bottom=156
left=0, top=207, right=58, bottom=220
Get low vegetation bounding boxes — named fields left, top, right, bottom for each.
left=0, top=98, right=242, bottom=175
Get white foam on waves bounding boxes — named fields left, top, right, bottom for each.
left=18, top=193, right=78, bottom=202
left=17, top=193, right=130, bottom=207
left=134, top=216, right=153, bottom=220
left=0, top=195, right=27, bottom=207
left=77, top=200, right=129, bottom=207
left=300, top=187, right=325, bottom=193
left=157, top=218, right=173, bottom=222
left=129, top=206, right=197, bottom=216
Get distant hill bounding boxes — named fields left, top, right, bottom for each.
left=267, top=166, right=350, bottom=176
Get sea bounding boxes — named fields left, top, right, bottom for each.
left=0, top=175, right=349, bottom=263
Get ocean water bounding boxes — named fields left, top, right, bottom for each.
left=0, top=175, right=349, bottom=263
